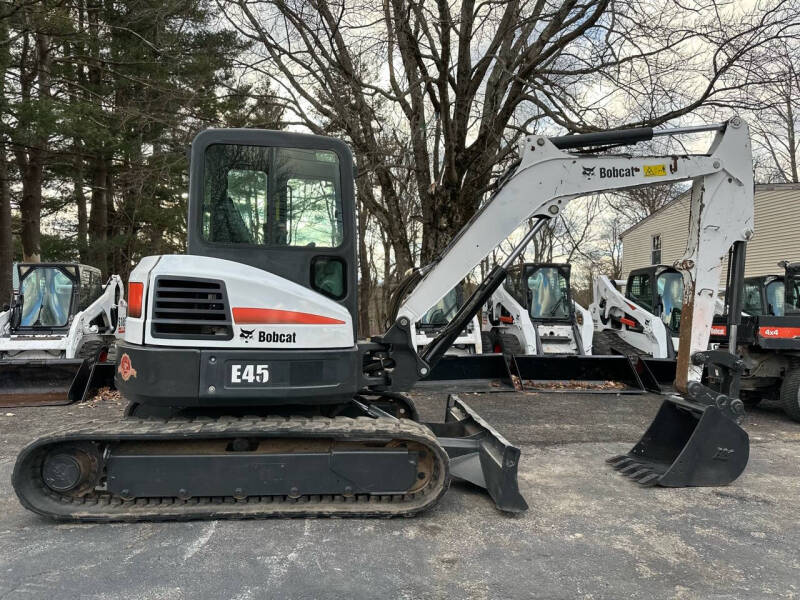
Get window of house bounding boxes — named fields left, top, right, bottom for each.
left=651, top=234, right=662, bottom=265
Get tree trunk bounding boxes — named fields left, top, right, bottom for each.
left=75, top=152, right=88, bottom=262
left=15, top=30, right=52, bottom=263
left=18, top=152, right=43, bottom=262
left=0, top=145, right=12, bottom=304
left=356, top=190, right=372, bottom=338
left=88, top=154, right=108, bottom=274
left=0, top=14, right=13, bottom=299
left=786, top=95, right=798, bottom=183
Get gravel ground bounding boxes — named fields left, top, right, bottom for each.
left=0, top=390, right=798, bottom=599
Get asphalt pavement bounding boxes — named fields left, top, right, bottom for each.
left=0, top=390, right=798, bottom=599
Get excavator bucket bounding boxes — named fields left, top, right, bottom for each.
left=418, top=354, right=516, bottom=392
left=425, top=395, right=528, bottom=512
left=0, top=359, right=86, bottom=407
left=607, top=392, right=749, bottom=487
left=512, top=355, right=645, bottom=393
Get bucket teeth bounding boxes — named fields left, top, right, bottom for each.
left=636, top=473, right=660, bottom=486
left=606, top=454, right=661, bottom=486
left=606, top=455, right=633, bottom=467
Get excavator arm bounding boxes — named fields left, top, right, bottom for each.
left=374, top=118, right=753, bottom=395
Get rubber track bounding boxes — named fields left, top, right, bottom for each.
left=13, top=416, right=450, bottom=522
left=592, top=330, right=648, bottom=357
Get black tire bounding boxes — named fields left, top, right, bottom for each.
left=481, top=331, right=497, bottom=354
left=499, top=332, right=524, bottom=356
left=76, top=340, right=105, bottom=362
left=780, top=368, right=800, bottom=422
left=739, top=391, right=762, bottom=407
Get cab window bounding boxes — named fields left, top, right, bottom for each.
left=656, top=271, right=683, bottom=331
left=765, top=280, right=784, bottom=316
left=628, top=274, right=653, bottom=311
left=202, top=145, right=343, bottom=248
left=20, top=267, right=74, bottom=327
left=742, top=282, right=764, bottom=315
left=527, top=267, right=570, bottom=320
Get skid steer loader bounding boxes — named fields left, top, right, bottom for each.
left=483, top=263, right=593, bottom=356
left=0, top=263, right=125, bottom=406
left=477, top=262, right=646, bottom=392
left=590, top=265, right=684, bottom=359
left=14, top=118, right=754, bottom=522
left=411, top=284, right=483, bottom=355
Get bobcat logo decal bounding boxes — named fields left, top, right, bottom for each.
left=582, top=166, right=596, bottom=179
left=239, top=328, right=255, bottom=343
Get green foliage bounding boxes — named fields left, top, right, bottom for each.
left=3, top=0, right=284, bottom=278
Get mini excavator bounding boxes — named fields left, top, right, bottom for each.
left=14, top=118, right=754, bottom=520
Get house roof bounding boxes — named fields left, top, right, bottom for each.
left=619, top=182, right=800, bottom=239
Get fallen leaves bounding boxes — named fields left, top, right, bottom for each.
left=523, top=379, right=627, bottom=391
left=83, top=386, right=122, bottom=405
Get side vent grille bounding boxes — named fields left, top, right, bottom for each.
left=151, top=276, right=233, bottom=340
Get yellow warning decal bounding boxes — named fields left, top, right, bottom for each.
left=643, top=164, right=667, bottom=177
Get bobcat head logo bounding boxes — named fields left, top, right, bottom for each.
left=239, top=328, right=255, bottom=342
left=582, top=166, right=596, bottom=178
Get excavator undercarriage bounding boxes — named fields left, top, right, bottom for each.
left=14, top=395, right=525, bottom=521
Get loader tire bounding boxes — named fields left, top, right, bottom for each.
left=780, top=368, right=800, bottom=422
left=739, top=391, right=762, bottom=407
left=499, top=333, right=524, bottom=356
left=481, top=331, right=499, bottom=354
left=76, top=340, right=104, bottom=362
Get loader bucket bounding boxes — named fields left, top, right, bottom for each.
left=0, top=359, right=86, bottom=407
left=68, top=360, right=116, bottom=403
left=425, top=395, right=528, bottom=512
left=637, top=358, right=677, bottom=393
left=607, top=396, right=749, bottom=487
left=418, top=354, right=516, bottom=392
left=512, top=355, right=645, bottom=393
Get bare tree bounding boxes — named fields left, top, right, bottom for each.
left=749, top=40, right=799, bottom=182
left=223, top=0, right=798, bottom=272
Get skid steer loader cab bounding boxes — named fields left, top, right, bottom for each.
left=518, top=264, right=573, bottom=322
left=0, top=263, right=117, bottom=407
left=626, top=265, right=684, bottom=336
left=14, top=264, right=78, bottom=332
left=414, top=284, right=481, bottom=355
left=117, top=130, right=363, bottom=409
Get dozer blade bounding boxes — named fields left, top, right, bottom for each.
left=0, top=359, right=87, bottom=407
left=607, top=394, right=749, bottom=487
left=512, top=355, right=645, bottom=393
left=418, top=354, right=516, bottom=392
left=425, top=395, right=528, bottom=512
